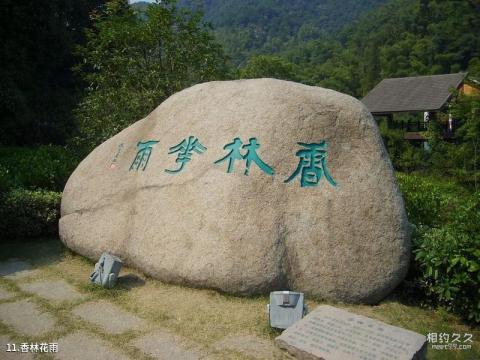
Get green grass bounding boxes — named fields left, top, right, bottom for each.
left=1, top=238, right=479, bottom=360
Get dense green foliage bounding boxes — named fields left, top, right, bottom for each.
left=426, top=93, right=480, bottom=189
left=0, top=189, right=62, bottom=239
left=287, top=0, right=480, bottom=97
left=378, top=121, right=425, bottom=173
left=1, top=0, right=229, bottom=241
left=173, top=0, right=480, bottom=98
left=0, top=146, right=79, bottom=192
left=397, top=173, right=480, bottom=323
left=0, top=145, right=77, bottom=240
left=239, top=55, right=300, bottom=81
left=397, top=173, right=469, bottom=228
left=75, top=0, right=228, bottom=150
left=0, top=0, right=104, bottom=146
left=175, top=0, right=387, bottom=65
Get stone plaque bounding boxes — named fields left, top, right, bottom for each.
left=275, top=305, right=426, bottom=360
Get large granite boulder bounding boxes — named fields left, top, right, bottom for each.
left=60, top=78, right=410, bottom=304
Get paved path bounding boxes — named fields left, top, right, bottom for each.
left=0, top=288, right=15, bottom=301
left=0, top=299, right=56, bottom=336
left=132, top=330, right=202, bottom=360
left=56, top=331, right=131, bottom=360
left=0, top=259, right=282, bottom=359
left=20, top=279, right=85, bottom=304
left=72, top=300, right=146, bottom=334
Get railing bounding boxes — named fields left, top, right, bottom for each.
left=389, top=120, right=428, bottom=132
left=379, top=114, right=459, bottom=139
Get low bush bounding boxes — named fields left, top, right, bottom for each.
left=0, top=145, right=79, bottom=191
left=414, top=224, right=480, bottom=323
left=0, top=188, right=61, bottom=239
left=397, top=173, right=480, bottom=324
left=396, top=172, right=468, bottom=227
left=379, top=123, right=425, bottom=172
left=0, top=164, right=14, bottom=192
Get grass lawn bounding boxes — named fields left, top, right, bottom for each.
left=0, top=238, right=479, bottom=360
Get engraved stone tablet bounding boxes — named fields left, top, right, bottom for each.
left=275, top=305, right=426, bottom=360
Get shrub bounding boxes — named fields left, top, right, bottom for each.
left=0, top=189, right=62, bottom=240
left=397, top=173, right=480, bottom=323
left=396, top=173, right=467, bottom=227
left=0, top=145, right=79, bottom=191
left=414, top=213, right=480, bottom=322
left=379, top=123, right=425, bottom=172
left=0, top=164, right=14, bottom=192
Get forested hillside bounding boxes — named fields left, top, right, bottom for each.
left=287, top=0, right=480, bottom=97
left=133, top=0, right=480, bottom=98
left=163, top=0, right=389, bottom=64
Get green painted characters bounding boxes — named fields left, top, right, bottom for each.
left=129, top=140, right=159, bottom=171
left=126, top=136, right=336, bottom=188
left=284, top=141, right=336, bottom=187
left=215, top=137, right=274, bottom=176
left=165, top=136, right=207, bottom=174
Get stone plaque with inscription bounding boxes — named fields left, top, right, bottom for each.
left=275, top=305, right=426, bottom=360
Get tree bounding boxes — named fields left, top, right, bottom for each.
left=468, top=58, right=480, bottom=79
left=74, top=0, right=228, bottom=150
left=424, top=89, right=480, bottom=189
left=177, top=0, right=388, bottom=65
left=451, top=92, right=480, bottom=190
left=239, top=55, right=299, bottom=81
left=0, top=0, right=104, bottom=145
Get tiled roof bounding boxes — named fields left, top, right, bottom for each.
left=361, top=73, right=466, bottom=114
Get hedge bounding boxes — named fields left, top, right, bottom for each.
left=0, top=145, right=79, bottom=191
left=0, top=188, right=61, bottom=239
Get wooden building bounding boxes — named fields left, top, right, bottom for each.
left=361, top=73, right=478, bottom=142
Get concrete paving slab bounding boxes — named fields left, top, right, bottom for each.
left=0, top=288, right=16, bottom=301
left=19, top=280, right=85, bottom=304
left=0, top=260, right=37, bottom=280
left=0, top=299, right=55, bottom=336
left=132, top=330, right=201, bottom=360
left=72, top=301, right=145, bottom=334
left=55, top=331, right=130, bottom=360
left=0, top=335, right=35, bottom=359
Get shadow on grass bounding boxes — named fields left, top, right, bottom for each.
left=0, top=237, right=65, bottom=268
left=117, top=273, right=145, bottom=289
left=79, top=282, right=130, bottom=299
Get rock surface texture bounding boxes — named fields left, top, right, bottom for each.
left=60, top=79, right=410, bottom=303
